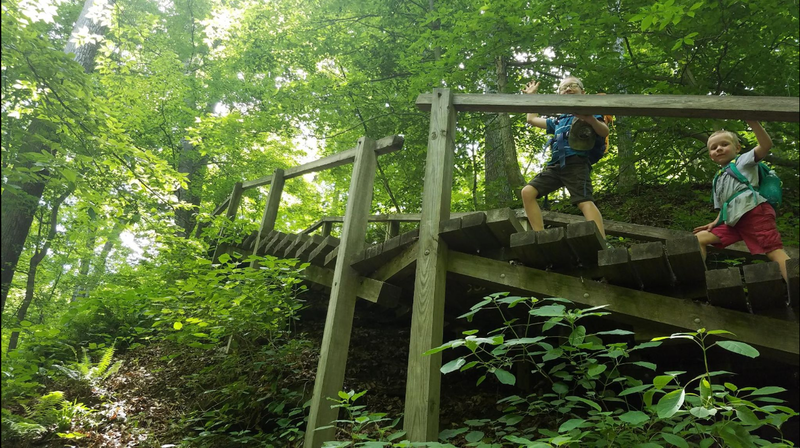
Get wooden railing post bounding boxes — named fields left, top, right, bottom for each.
left=250, top=169, right=285, bottom=268
left=385, top=221, right=400, bottom=241
left=212, top=182, right=243, bottom=263
left=404, top=88, right=456, bottom=442
left=304, top=137, right=378, bottom=448
left=321, top=221, right=333, bottom=237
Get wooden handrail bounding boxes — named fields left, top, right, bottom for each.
left=415, top=93, right=800, bottom=122
left=242, top=135, right=404, bottom=190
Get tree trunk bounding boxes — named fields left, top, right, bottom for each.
left=484, top=56, right=525, bottom=208
left=175, top=138, right=208, bottom=237
left=1, top=0, right=112, bottom=312
left=8, top=189, right=71, bottom=351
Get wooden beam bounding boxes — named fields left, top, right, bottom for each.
left=211, top=196, right=231, bottom=217
left=305, top=137, right=378, bottom=448
left=370, top=242, right=419, bottom=283
left=251, top=169, right=285, bottom=268
left=415, top=93, right=800, bottom=122
left=302, top=265, right=400, bottom=307
left=565, top=221, right=605, bottom=266
left=666, top=236, right=706, bottom=286
left=446, top=251, right=799, bottom=359
left=244, top=135, right=403, bottom=190
left=405, top=88, right=456, bottom=443
left=530, top=210, right=800, bottom=261
left=788, top=258, right=799, bottom=312
left=598, top=247, right=642, bottom=289
left=630, top=242, right=674, bottom=290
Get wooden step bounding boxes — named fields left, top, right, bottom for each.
left=486, top=208, right=524, bottom=247
left=459, top=212, right=500, bottom=252
left=509, top=230, right=548, bottom=269
left=351, top=229, right=419, bottom=275
left=788, top=258, right=799, bottom=314
left=743, top=262, right=785, bottom=312
left=438, top=217, right=476, bottom=253
left=295, top=235, right=326, bottom=261
left=565, top=221, right=605, bottom=266
left=598, top=247, right=642, bottom=289
left=536, top=227, right=577, bottom=269
left=706, top=267, right=748, bottom=312
left=630, top=242, right=674, bottom=290
left=308, top=236, right=340, bottom=266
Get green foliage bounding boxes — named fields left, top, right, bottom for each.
left=426, top=293, right=798, bottom=447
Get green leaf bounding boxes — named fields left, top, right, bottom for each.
left=690, top=406, right=716, bottom=418
left=61, top=168, right=79, bottom=183
left=661, top=432, right=689, bottom=448
left=587, top=364, right=607, bottom=377
left=619, top=384, right=652, bottom=396
left=439, top=427, right=468, bottom=440
left=631, top=361, right=657, bottom=371
left=530, top=304, right=566, bottom=317
left=493, top=368, right=515, bottom=385
left=217, top=253, right=231, bottom=264
left=653, top=375, right=675, bottom=390
left=173, top=321, right=183, bottom=330
left=465, top=431, right=485, bottom=443
left=595, top=329, right=634, bottom=336
left=749, top=386, right=786, bottom=396
left=565, top=395, right=602, bottom=412
left=657, top=388, right=686, bottom=418
left=552, top=382, right=569, bottom=395
left=716, top=341, right=759, bottom=358
left=569, top=325, right=586, bottom=346
left=504, top=337, right=546, bottom=346
left=619, top=411, right=649, bottom=425
left=441, top=357, right=466, bottom=374
left=735, top=406, right=760, bottom=426
left=558, top=418, right=586, bottom=432
left=718, top=421, right=756, bottom=448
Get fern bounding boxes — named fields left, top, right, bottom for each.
left=30, top=391, right=66, bottom=426
left=78, top=348, right=91, bottom=377
left=94, top=345, right=116, bottom=378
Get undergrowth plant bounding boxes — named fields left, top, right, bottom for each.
left=423, top=293, right=798, bottom=447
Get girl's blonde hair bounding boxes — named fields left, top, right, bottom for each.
left=707, top=130, right=740, bottom=149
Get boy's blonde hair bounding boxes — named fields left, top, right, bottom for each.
left=707, top=130, right=740, bottom=149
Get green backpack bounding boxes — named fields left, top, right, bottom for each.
left=712, top=154, right=782, bottom=225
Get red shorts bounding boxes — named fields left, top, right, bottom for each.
left=711, top=203, right=783, bottom=254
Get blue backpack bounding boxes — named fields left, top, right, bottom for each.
left=712, top=154, right=782, bottom=224
left=546, top=114, right=613, bottom=165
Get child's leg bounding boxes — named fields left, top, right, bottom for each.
left=765, top=249, right=790, bottom=283
left=576, top=201, right=605, bottom=238
left=695, top=230, right=722, bottom=261
left=521, top=185, right=544, bottom=231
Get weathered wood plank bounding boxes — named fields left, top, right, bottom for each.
left=532, top=210, right=800, bottom=261
left=630, top=242, right=674, bottom=289
left=386, top=221, right=400, bottom=240
left=324, top=246, right=339, bottom=269
left=405, top=88, right=455, bottom=443
left=370, top=241, right=419, bottom=283
left=536, top=227, right=577, bottom=269
left=272, top=234, right=298, bottom=258
left=352, top=229, right=420, bottom=275
left=302, top=265, right=400, bottom=307
left=264, top=231, right=288, bottom=256
left=308, top=236, right=339, bottom=266
left=565, top=221, right=606, bottom=266
left=598, top=247, right=642, bottom=289
left=295, top=235, right=325, bottom=261
left=244, top=135, right=403, bottom=190
left=743, top=262, right=785, bottom=312
left=706, top=268, right=748, bottom=312
left=446, top=251, right=799, bottom=359
left=211, top=196, right=231, bottom=217
left=241, top=231, right=258, bottom=251
left=415, top=93, right=800, bottom=122
left=305, top=137, right=378, bottom=448
left=486, top=208, right=524, bottom=247
left=666, top=236, right=707, bottom=286
left=438, top=217, right=474, bottom=252
left=459, top=212, right=500, bottom=252
left=251, top=169, right=285, bottom=268
left=509, top=230, right=548, bottom=270
left=284, top=234, right=310, bottom=259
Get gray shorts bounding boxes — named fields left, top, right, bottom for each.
left=527, top=156, right=594, bottom=204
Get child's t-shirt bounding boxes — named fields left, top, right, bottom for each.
left=713, top=149, right=768, bottom=226
left=544, top=114, right=605, bottom=166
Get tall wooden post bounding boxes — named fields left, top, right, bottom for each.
left=250, top=169, right=285, bottom=268
left=404, top=88, right=456, bottom=441
left=304, top=137, right=378, bottom=448
left=212, top=182, right=244, bottom=263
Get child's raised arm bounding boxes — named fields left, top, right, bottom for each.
left=747, top=120, right=773, bottom=162
left=523, top=80, right=547, bottom=129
